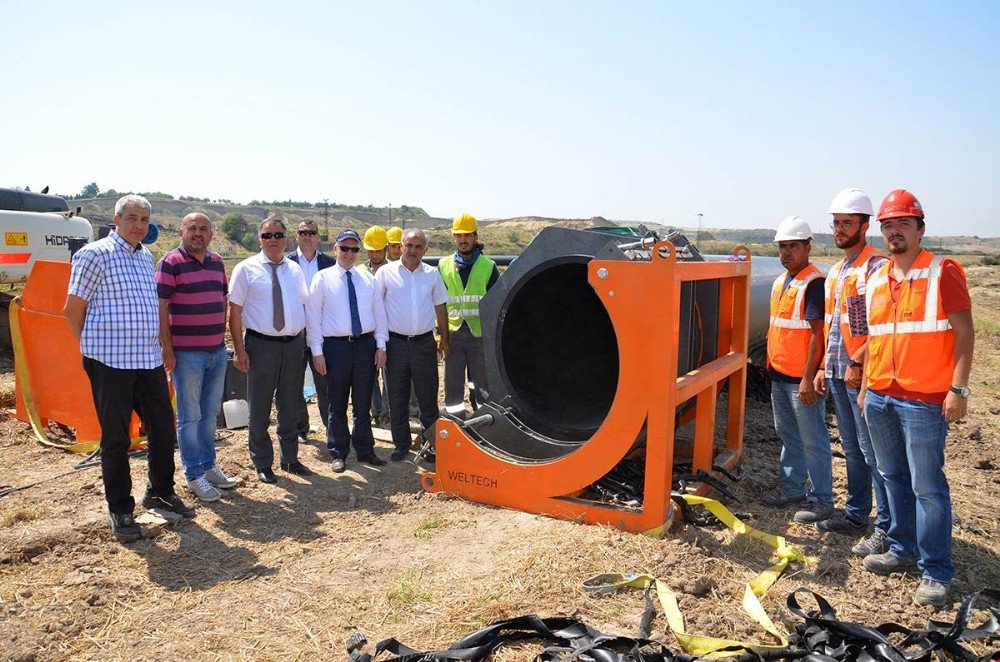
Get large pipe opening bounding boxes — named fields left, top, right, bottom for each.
left=499, top=261, right=619, bottom=442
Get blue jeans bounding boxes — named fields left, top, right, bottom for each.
left=828, top=378, right=889, bottom=531
left=173, top=347, right=228, bottom=480
left=771, top=381, right=833, bottom=505
left=863, top=390, right=953, bottom=583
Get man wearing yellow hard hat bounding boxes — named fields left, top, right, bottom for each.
left=439, top=213, right=500, bottom=418
left=361, top=226, right=389, bottom=275
left=386, top=226, right=403, bottom=261
left=362, top=225, right=391, bottom=426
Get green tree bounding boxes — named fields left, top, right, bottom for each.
left=240, top=231, right=258, bottom=251
left=221, top=213, right=247, bottom=242
left=80, top=182, right=100, bottom=198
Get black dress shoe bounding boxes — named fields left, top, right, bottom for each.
left=256, top=467, right=278, bottom=483
left=390, top=448, right=408, bottom=462
left=356, top=452, right=387, bottom=467
left=142, top=492, right=196, bottom=518
left=280, top=461, right=314, bottom=476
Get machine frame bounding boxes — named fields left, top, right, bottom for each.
left=422, top=241, right=752, bottom=536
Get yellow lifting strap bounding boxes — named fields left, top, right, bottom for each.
left=583, top=494, right=806, bottom=658
left=9, top=296, right=146, bottom=454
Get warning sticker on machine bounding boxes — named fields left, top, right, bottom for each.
left=5, top=232, right=28, bottom=246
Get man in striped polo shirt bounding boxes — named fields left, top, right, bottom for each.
left=156, top=213, right=241, bottom=502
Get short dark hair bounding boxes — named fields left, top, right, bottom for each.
left=259, top=214, right=286, bottom=232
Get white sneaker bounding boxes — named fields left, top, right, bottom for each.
left=186, top=475, right=221, bottom=502
left=204, top=465, right=241, bottom=489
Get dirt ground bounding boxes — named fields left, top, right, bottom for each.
left=1, top=267, right=999, bottom=661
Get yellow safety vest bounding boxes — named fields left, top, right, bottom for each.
left=440, top=254, right=495, bottom=338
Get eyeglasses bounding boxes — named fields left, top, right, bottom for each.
left=829, top=220, right=858, bottom=229
left=260, top=232, right=286, bottom=240
left=338, top=245, right=361, bottom=253
left=297, top=230, right=318, bottom=236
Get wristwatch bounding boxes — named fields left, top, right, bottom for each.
left=847, top=359, right=863, bottom=368
left=949, top=385, right=971, bottom=398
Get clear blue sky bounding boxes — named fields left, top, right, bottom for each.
left=3, top=1, right=998, bottom=236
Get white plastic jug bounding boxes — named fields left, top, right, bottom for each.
left=222, top=399, right=250, bottom=429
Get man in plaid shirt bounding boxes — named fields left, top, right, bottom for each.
left=65, top=195, right=195, bottom=543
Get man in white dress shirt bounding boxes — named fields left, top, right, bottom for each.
left=375, top=229, right=450, bottom=461
left=229, top=215, right=312, bottom=483
left=288, top=220, right=335, bottom=441
left=307, top=229, right=389, bottom=472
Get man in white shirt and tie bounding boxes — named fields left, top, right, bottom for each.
left=375, top=229, right=450, bottom=461
left=229, top=215, right=312, bottom=483
left=288, top=220, right=336, bottom=441
left=307, top=229, right=389, bottom=472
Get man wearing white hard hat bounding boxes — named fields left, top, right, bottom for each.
left=811, top=189, right=891, bottom=556
left=761, top=216, right=834, bottom=525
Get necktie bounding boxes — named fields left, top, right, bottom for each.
left=268, top=262, right=285, bottom=332
left=346, top=270, right=363, bottom=337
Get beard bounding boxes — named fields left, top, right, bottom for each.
left=835, top=228, right=862, bottom=250
left=887, top=236, right=908, bottom=254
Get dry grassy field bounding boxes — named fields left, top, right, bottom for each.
left=0, top=265, right=998, bottom=660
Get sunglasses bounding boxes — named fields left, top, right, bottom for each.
left=338, top=245, right=361, bottom=253
left=260, top=232, right=286, bottom=240
left=297, top=230, right=318, bottom=236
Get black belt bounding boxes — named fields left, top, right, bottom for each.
left=389, top=330, right=434, bottom=341
left=246, top=328, right=301, bottom=343
left=326, top=331, right=374, bottom=342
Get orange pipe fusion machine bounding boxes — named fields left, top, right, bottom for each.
left=423, top=227, right=762, bottom=536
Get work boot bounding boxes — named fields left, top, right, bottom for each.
left=863, top=552, right=918, bottom=576
left=357, top=452, right=387, bottom=467
left=185, top=475, right=221, bottom=503
left=761, top=493, right=807, bottom=508
left=816, top=511, right=867, bottom=535
left=793, top=500, right=834, bottom=524
left=913, top=579, right=951, bottom=607
left=142, top=492, right=196, bottom=519
left=852, top=529, right=889, bottom=557
left=331, top=458, right=346, bottom=473
left=108, top=510, right=142, bottom=543
left=204, top=465, right=241, bottom=489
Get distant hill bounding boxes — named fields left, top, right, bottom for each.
left=67, top=196, right=999, bottom=260
left=702, top=227, right=1000, bottom=258
left=71, top=197, right=446, bottom=258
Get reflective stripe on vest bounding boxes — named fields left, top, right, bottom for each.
left=767, top=263, right=823, bottom=378
left=864, top=250, right=961, bottom=395
left=440, top=255, right=495, bottom=338
left=823, top=245, right=885, bottom=361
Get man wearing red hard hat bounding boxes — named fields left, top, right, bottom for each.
left=858, top=189, right=975, bottom=607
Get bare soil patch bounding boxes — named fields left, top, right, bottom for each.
left=1, top=268, right=999, bottom=660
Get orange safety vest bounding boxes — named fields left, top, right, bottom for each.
left=823, top=244, right=885, bottom=361
left=767, top=263, right=824, bottom=378
left=865, top=249, right=963, bottom=395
